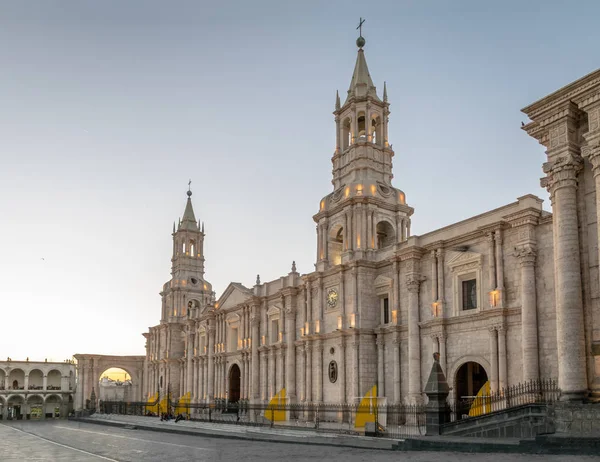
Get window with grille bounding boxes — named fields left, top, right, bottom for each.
left=462, top=279, right=477, bottom=310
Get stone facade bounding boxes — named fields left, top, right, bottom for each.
left=142, top=37, right=600, bottom=408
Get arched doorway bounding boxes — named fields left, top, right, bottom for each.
left=98, top=368, right=133, bottom=405
left=228, top=364, right=241, bottom=403
left=455, top=361, right=489, bottom=419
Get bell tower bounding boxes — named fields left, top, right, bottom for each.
left=314, top=25, right=414, bottom=270
left=159, top=184, right=212, bottom=323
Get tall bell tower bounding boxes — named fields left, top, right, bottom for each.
left=314, top=26, right=414, bottom=270
left=159, top=185, right=212, bottom=323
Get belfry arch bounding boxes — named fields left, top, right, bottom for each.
left=73, top=354, right=145, bottom=411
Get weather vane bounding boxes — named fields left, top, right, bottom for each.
left=357, top=17, right=365, bottom=37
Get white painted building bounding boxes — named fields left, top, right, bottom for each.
left=0, top=359, right=75, bottom=419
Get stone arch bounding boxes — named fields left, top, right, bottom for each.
left=8, top=368, right=25, bottom=390
left=375, top=220, right=396, bottom=249
left=357, top=111, right=367, bottom=139
left=44, top=394, right=63, bottom=418
left=448, top=355, right=490, bottom=401
left=46, top=369, right=62, bottom=389
left=73, top=354, right=145, bottom=412
left=28, top=368, right=44, bottom=390
left=6, top=394, right=24, bottom=420
left=328, top=221, right=345, bottom=266
left=26, top=394, right=44, bottom=419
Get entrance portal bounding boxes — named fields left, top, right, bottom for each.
left=228, top=364, right=241, bottom=403
left=455, top=361, right=489, bottom=419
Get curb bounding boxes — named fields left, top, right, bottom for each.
left=70, top=417, right=396, bottom=451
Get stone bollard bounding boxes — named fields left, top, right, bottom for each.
left=424, top=352, right=451, bottom=435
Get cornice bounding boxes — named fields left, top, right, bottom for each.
left=521, top=69, right=600, bottom=119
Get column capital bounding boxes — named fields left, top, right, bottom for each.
left=515, top=244, right=537, bottom=266
left=406, top=273, right=424, bottom=293
left=541, top=152, right=583, bottom=196
left=488, top=325, right=497, bottom=334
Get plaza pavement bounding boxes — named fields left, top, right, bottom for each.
left=2, top=419, right=600, bottom=462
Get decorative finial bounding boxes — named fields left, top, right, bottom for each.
left=178, top=217, right=181, bottom=228
left=292, top=261, right=297, bottom=272
left=201, top=221, right=204, bottom=233
left=187, top=179, right=192, bottom=197
left=356, top=17, right=366, bottom=48
left=335, top=90, right=340, bottom=110
left=173, top=221, right=176, bottom=233
left=433, top=352, right=440, bottom=362
left=383, top=81, right=388, bottom=102
left=256, top=274, right=261, bottom=285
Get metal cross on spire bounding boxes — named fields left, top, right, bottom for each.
left=187, top=179, right=192, bottom=197
left=357, top=17, right=365, bottom=37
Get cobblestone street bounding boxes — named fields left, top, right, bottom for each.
left=1, top=421, right=599, bottom=461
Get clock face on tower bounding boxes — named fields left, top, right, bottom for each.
left=327, top=288, right=338, bottom=308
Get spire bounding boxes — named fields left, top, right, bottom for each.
left=172, top=221, right=176, bottom=233
left=180, top=183, right=199, bottom=231
left=346, top=21, right=380, bottom=103
left=335, top=90, right=341, bottom=111
left=383, top=81, right=388, bottom=102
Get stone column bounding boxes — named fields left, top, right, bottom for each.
left=269, top=348, right=275, bottom=398
left=392, top=260, right=400, bottom=320
left=436, top=249, right=445, bottom=309
left=489, top=327, right=498, bottom=393
left=498, top=325, right=507, bottom=390
left=316, top=341, right=324, bottom=402
left=495, top=228, right=505, bottom=307
left=516, top=244, right=539, bottom=383
left=542, top=150, right=587, bottom=400
left=431, top=251, right=438, bottom=302
left=338, top=337, right=346, bottom=403
left=406, top=272, right=423, bottom=403
left=186, top=332, right=193, bottom=394
left=487, top=232, right=496, bottom=307
left=438, top=335, right=446, bottom=373
left=393, top=334, right=401, bottom=403
left=260, top=350, right=267, bottom=402
left=305, top=342, right=313, bottom=402
left=207, top=322, right=215, bottom=401
left=285, top=293, right=296, bottom=402
left=352, top=337, right=359, bottom=401
left=251, top=309, right=260, bottom=402
left=377, top=337, right=385, bottom=397
left=240, top=355, right=246, bottom=400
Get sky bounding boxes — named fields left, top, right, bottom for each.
left=1, top=0, right=598, bottom=366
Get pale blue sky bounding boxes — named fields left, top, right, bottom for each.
left=1, top=1, right=598, bottom=363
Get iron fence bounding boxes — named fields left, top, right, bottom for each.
left=100, top=397, right=426, bottom=439
left=448, top=378, right=561, bottom=422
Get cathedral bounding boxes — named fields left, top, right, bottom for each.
left=141, top=34, right=600, bottom=409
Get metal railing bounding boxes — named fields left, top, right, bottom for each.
left=448, top=378, right=561, bottom=422
left=100, top=397, right=426, bottom=439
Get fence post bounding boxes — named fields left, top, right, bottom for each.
left=424, top=352, right=450, bottom=436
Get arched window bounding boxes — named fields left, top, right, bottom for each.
left=376, top=221, right=396, bottom=249
left=328, top=225, right=344, bottom=265
left=371, top=116, right=383, bottom=146
left=342, top=118, right=351, bottom=150
left=357, top=112, right=366, bottom=138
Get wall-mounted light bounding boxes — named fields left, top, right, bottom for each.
left=337, top=316, right=343, bottom=330
left=392, top=310, right=398, bottom=325
left=315, top=320, right=321, bottom=334
left=349, top=314, right=356, bottom=328
left=304, top=322, right=310, bottom=336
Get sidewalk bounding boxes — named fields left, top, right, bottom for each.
left=73, top=414, right=396, bottom=450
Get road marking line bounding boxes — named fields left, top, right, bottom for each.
left=55, top=425, right=214, bottom=451
left=3, top=424, right=119, bottom=461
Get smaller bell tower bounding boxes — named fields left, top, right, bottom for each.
left=159, top=184, right=212, bottom=323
